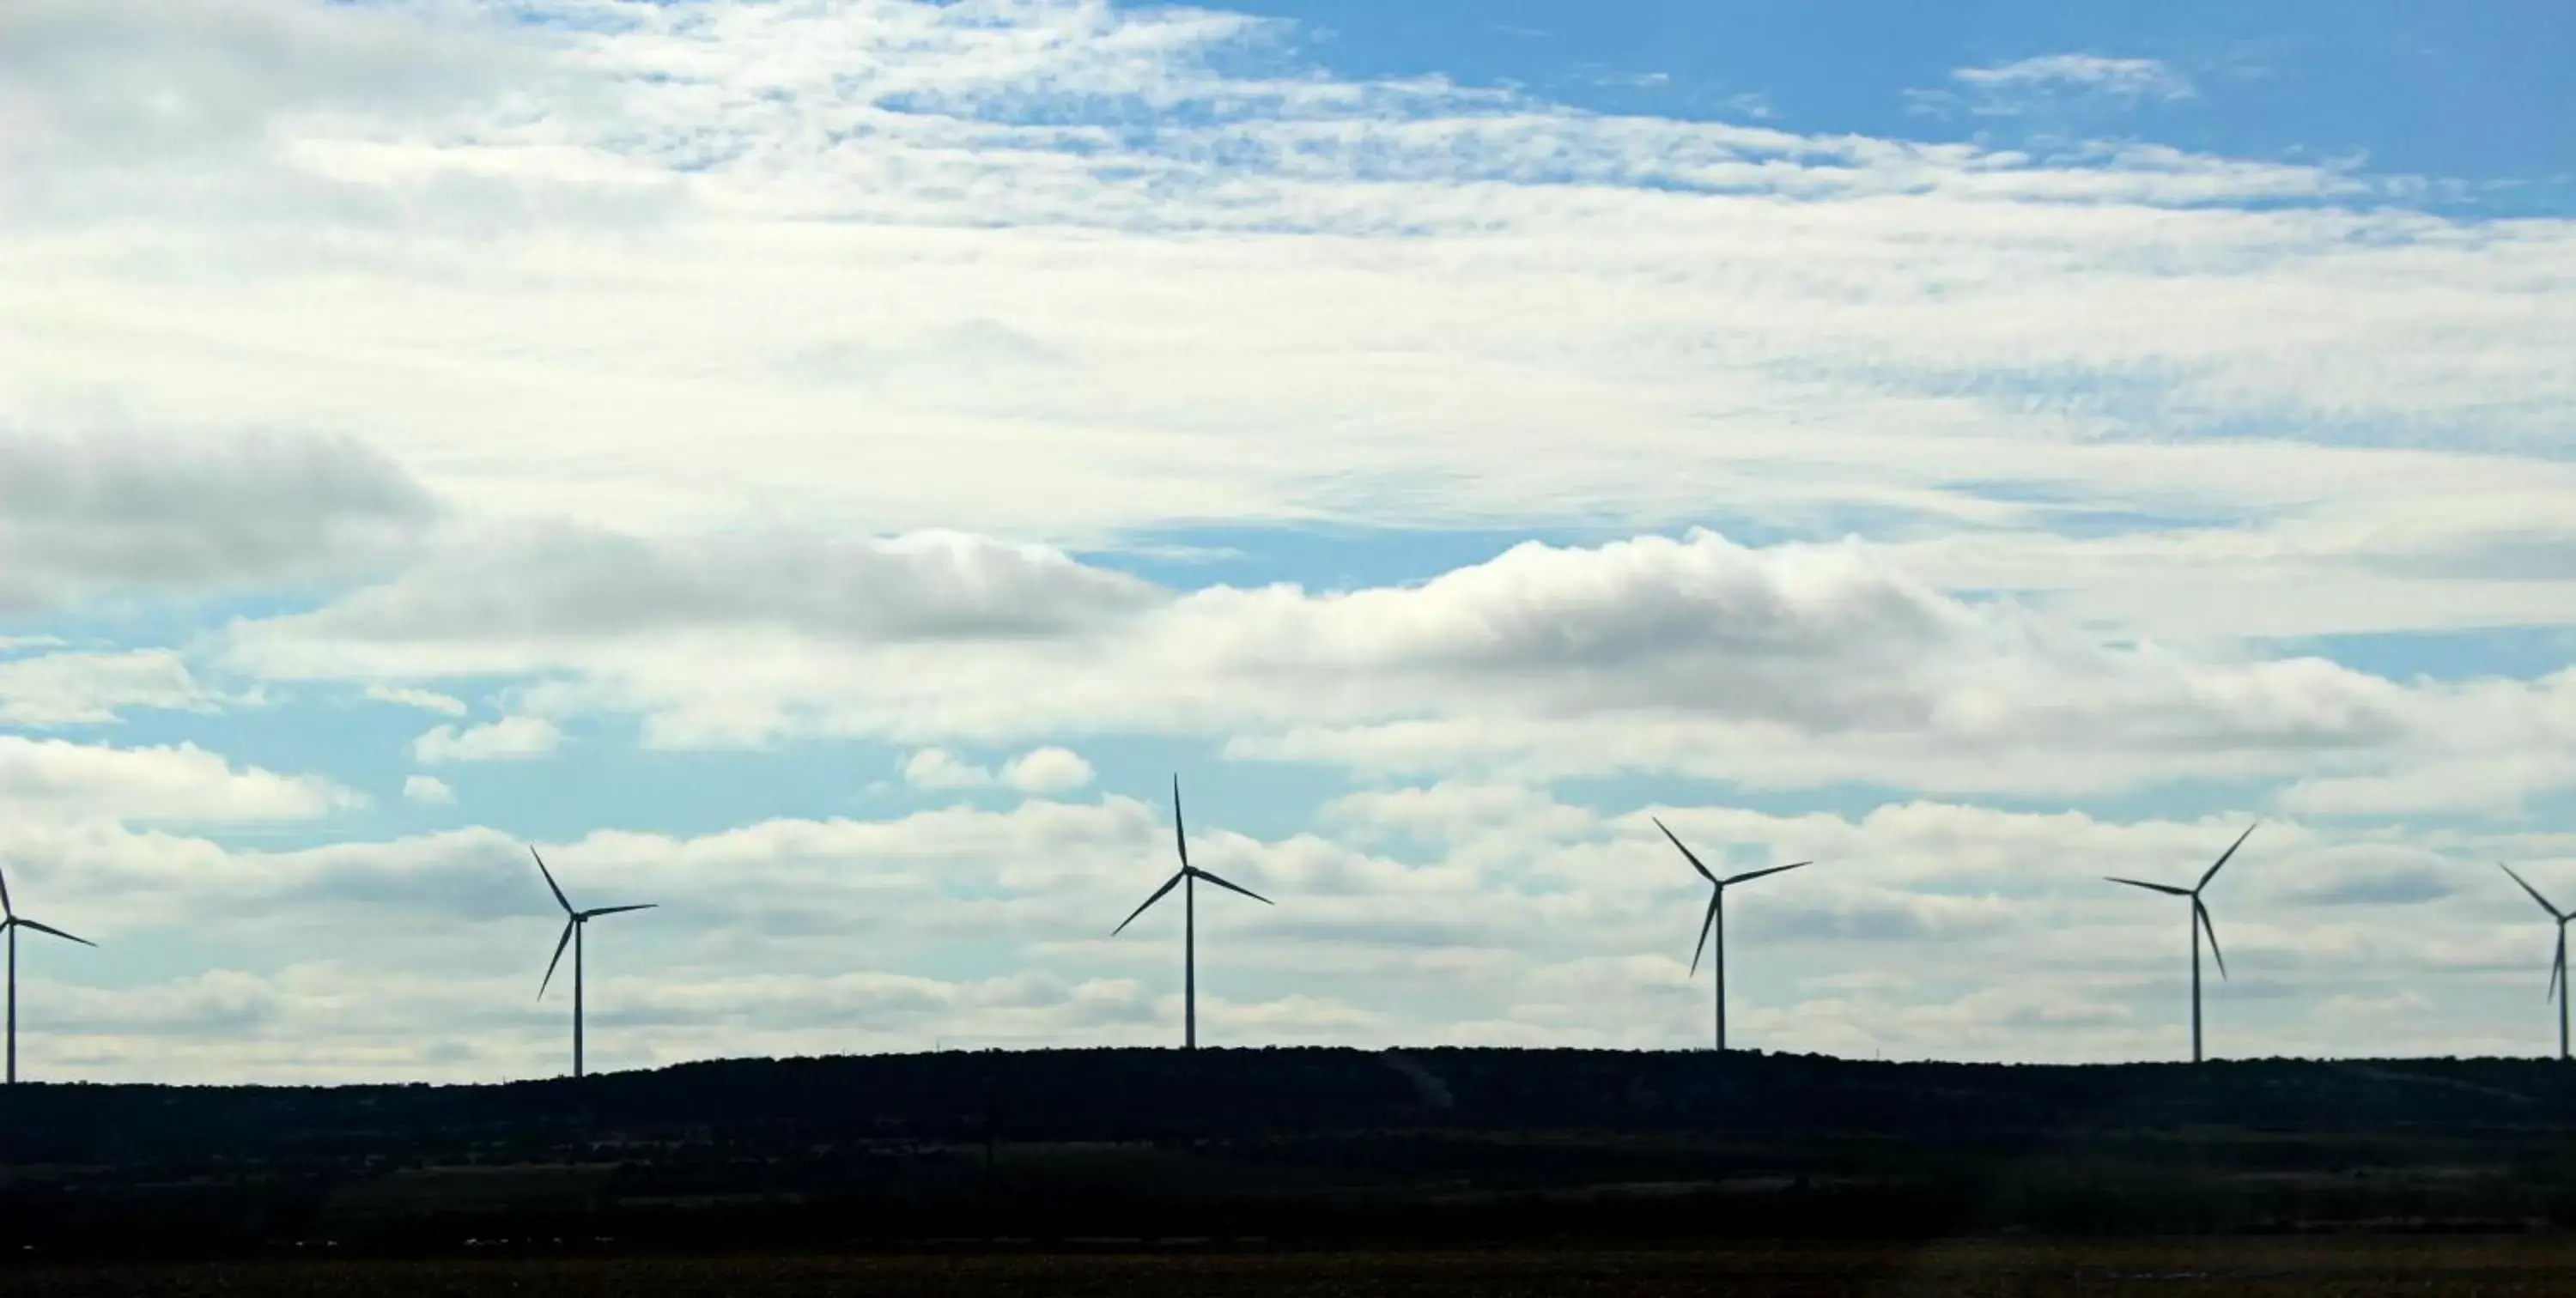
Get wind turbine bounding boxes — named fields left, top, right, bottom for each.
left=2107, top=822, right=2255, bottom=1064
left=532, top=846, right=655, bottom=1079
left=2500, top=863, right=2573, bottom=1062
left=1113, top=775, right=1272, bottom=1050
left=1653, top=818, right=1810, bottom=1052
left=0, top=862, right=93, bottom=1086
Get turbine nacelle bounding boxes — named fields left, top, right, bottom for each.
left=1654, top=817, right=1809, bottom=976
left=0, top=916, right=94, bottom=948
left=530, top=847, right=656, bottom=1002
left=1112, top=776, right=1273, bottom=936
left=2105, top=821, right=2255, bottom=983
left=0, top=864, right=94, bottom=950
left=1113, top=866, right=1272, bottom=935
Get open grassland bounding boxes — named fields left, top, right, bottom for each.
left=16, top=1240, right=2576, bottom=1297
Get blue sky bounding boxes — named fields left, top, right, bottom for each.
left=0, top=0, right=2573, bottom=1080
left=1234, top=0, right=2574, bottom=198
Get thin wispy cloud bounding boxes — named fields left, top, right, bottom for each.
left=0, top=649, right=210, bottom=726
left=1910, top=52, right=2196, bottom=120
left=1956, top=52, right=2195, bottom=101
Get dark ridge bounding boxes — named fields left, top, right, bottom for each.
left=5, top=1048, right=2576, bottom=1259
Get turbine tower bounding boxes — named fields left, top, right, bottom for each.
left=2107, top=822, right=2255, bottom=1064
left=532, top=846, right=655, bottom=1079
left=2500, top=863, right=2573, bottom=1061
left=0, top=863, right=93, bottom=1086
left=1653, top=818, right=1810, bottom=1052
left=1113, top=775, right=1272, bottom=1050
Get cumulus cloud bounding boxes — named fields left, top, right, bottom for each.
left=237, top=525, right=1161, bottom=683
left=0, top=430, right=437, bottom=611
left=402, top=773, right=455, bottom=806
left=366, top=685, right=467, bottom=716
left=0, top=792, right=2563, bottom=1081
left=0, top=735, right=353, bottom=823
left=1003, top=747, right=1094, bottom=793
left=902, top=748, right=992, bottom=791
left=902, top=746, right=1096, bottom=793
left=2281, top=748, right=2576, bottom=818
left=228, top=525, right=2576, bottom=805
left=0, top=648, right=210, bottom=725
left=412, top=716, right=561, bottom=763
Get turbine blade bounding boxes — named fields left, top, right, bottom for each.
left=2105, top=876, right=2192, bottom=897
left=1172, top=774, right=1189, bottom=871
left=2553, top=931, right=2567, bottom=1004
left=1189, top=866, right=1273, bottom=907
left=1653, top=817, right=1717, bottom=885
left=532, top=846, right=574, bottom=914
left=0, top=860, right=13, bottom=919
left=584, top=904, right=657, bottom=919
left=2197, top=822, right=2257, bottom=892
left=538, top=918, right=575, bottom=1000
left=2502, top=863, right=2564, bottom=921
left=12, top=918, right=94, bottom=948
left=1688, top=894, right=1718, bottom=975
left=1724, top=860, right=1813, bottom=887
left=1113, top=871, right=1185, bottom=935
left=2197, top=900, right=2227, bottom=980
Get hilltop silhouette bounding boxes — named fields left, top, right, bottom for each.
left=6, top=1048, right=2576, bottom=1258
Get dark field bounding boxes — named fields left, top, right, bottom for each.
left=16, top=1240, right=2576, bottom=1297
left=15, top=1047, right=2576, bottom=1285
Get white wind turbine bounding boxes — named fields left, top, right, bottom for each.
left=1653, top=818, right=1810, bottom=1052
left=1113, top=775, right=1273, bottom=1049
left=2500, top=863, right=2574, bottom=1061
left=0, top=862, right=93, bottom=1085
left=2106, top=823, right=2255, bottom=1064
left=532, top=846, right=656, bottom=1079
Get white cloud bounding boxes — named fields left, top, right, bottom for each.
left=228, top=526, right=2576, bottom=807
left=412, top=715, right=561, bottom=763
left=0, top=0, right=2567, bottom=637
left=366, top=685, right=467, bottom=716
left=402, top=774, right=455, bottom=806
left=0, top=648, right=210, bottom=725
left=901, top=746, right=1096, bottom=794
left=1003, top=746, right=1094, bottom=793
left=2278, top=743, right=2576, bottom=818
left=1953, top=53, right=2195, bottom=101
left=0, top=430, right=436, bottom=612
left=0, top=793, right=2565, bottom=1081
left=234, top=525, right=1159, bottom=684
left=902, top=748, right=991, bottom=790
left=0, top=0, right=564, bottom=230
left=0, top=735, right=352, bottom=823
left=1911, top=53, right=2195, bottom=121
left=0, top=0, right=2567, bottom=1083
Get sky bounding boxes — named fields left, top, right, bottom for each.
left=1, top=0, right=2573, bottom=1083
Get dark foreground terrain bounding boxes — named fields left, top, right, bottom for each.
left=18, top=1240, right=2576, bottom=1297
left=8, top=1047, right=2576, bottom=1275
